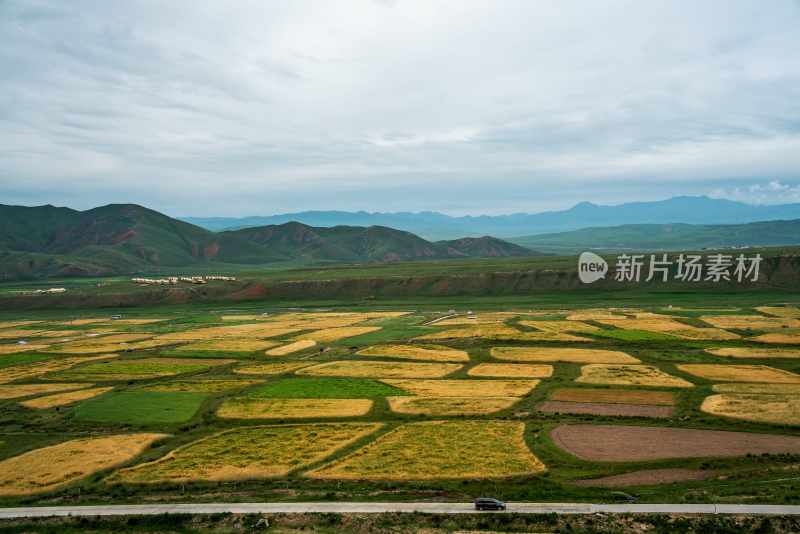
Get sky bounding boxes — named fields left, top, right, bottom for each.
left=2, top=0, right=800, bottom=216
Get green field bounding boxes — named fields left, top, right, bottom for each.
left=72, top=391, right=208, bottom=424
left=246, top=378, right=410, bottom=399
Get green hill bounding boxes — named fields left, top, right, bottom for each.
left=511, top=219, right=800, bottom=253
left=0, top=204, right=536, bottom=279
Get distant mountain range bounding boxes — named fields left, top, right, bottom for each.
left=0, top=204, right=534, bottom=280
left=181, top=196, right=800, bottom=240
left=511, top=219, right=800, bottom=253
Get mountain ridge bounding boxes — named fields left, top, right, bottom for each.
left=179, top=196, right=800, bottom=239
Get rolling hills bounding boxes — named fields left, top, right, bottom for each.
left=510, top=219, right=800, bottom=253
left=0, top=204, right=535, bottom=280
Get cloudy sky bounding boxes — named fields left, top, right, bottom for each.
left=2, top=0, right=799, bottom=216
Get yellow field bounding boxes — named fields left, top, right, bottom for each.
left=677, top=364, right=800, bottom=384
left=155, top=324, right=303, bottom=342
left=550, top=388, right=676, bottom=405
left=576, top=364, right=694, bottom=388
left=0, top=433, right=166, bottom=495
left=467, top=363, right=552, bottom=378
left=756, top=306, right=800, bottom=318
left=175, top=338, right=279, bottom=352
left=381, top=379, right=539, bottom=397
left=0, top=355, right=117, bottom=384
left=0, top=321, right=42, bottom=329
left=706, top=347, right=800, bottom=359
left=700, top=315, right=800, bottom=331
left=265, top=340, right=317, bottom=356
left=0, top=329, right=45, bottom=339
left=57, top=319, right=107, bottom=325
left=217, top=398, right=373, bottom=419
left=0, top=383, right=90, bottom=400
left=387, top=396, right=519, bottom=415
left=19, top=386, right=114, bottom=409
left=357, top=344, right=469, bottom=362
left=490, top=347, right=639, bottom=364
left=752, top=333, right=800, bottom=345
left=0, top=344, right=50, bottom=354
left=596, top=317, right=740, bottom=340
left=566, top=310, right=628, bottom=321
left=712, top=383, right=800, bottom=395
left=49, top=357, right=233, bottom=381
left=432, top=312, right=521, bottom=326
left=416, top=324, right=590, bottom=342
left=233, top=362, right=315, bottom=375
left=297, top=327, right=381, bottom=343
left=307, top=420, right=544, bottom=480
left=519, top=320, right=600, bottom=334
left=115, top=423, right=382, bottom=483
left=297, top=361, right=462, bottom=379
left=109, top=318, right=167, bottom=325
left=44, top=333, right=155, bottom=354
left=701, top=394, right=800, bottom=426
left=142, top=379, right=262, bottom=393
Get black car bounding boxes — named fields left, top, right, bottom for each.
left=474, top=497, right=506, bottom=511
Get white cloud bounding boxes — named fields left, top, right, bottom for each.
left=710, top=180, right=800, bottom=205
left=0, top=0, right=799, bottom=215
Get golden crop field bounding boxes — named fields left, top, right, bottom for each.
left=701, top=394, right=800, bottom=426
left=467, top=363, right=553, bottom=378
left=595, top=317, right=740, bottom=340
left=356, top=344, right=470, bottom=362
left=265, top=340, right=317, bottom=356
left=751, top=333, right=800, bottom=345
left=700, top=315, right=800, bottom=331
left=0, top=383, right=91, bottom=400
left=756, top=306, right=800, bottom=318
left=432, top=312, right=522, bottom=325
left=57, top=319, right=108, bottom=325
left=576, top=364, right=694, bottom=388
left=712, top=383, right=800, bottom=395
left=174, top=338, right=280, bottom=352
left=706, top=347, right=800, bottom=359
left=19, top=386, right=114, bottom=409
left=233, top=362, right=315, bottom=375
left=566, top=310, right=628, bottom=321
left=490, top=347, right=639, bottom=364
left=50, top=358, right=233, bottom=381
left=677, top=364, right=800, bottom=384
left=115, top=423, right=382, bottom=483
left=0, top=329, right=46, bottom=339
left=519, top=320, right=600, bottom=334
left=0, top=355, right=117, bottom=384
left=0, top=320, right=42, bottom=329
left=217, top=398, right=373, bottom=419
left=381, top=379, right=539, bottom=397
left=141, top=379, right=262, bottom=393
left=0, top=343, right=50, bottom=354
left=296, top=327, right=381, bottom=343
left=386, top=396, right=519, bottom=415
left=416, top=324, right=590, bottom=342
left=550, top=388, right=676, bottom=405
left=297, top=361, right=462, bottom=379
left=307, top=420, right=544, bottom=480
left=0, top=433, right=166, bottom=495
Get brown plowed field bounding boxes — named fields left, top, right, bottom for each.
left=551, top=424, right=800, bottom=461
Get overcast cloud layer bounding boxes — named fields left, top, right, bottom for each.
left=2, top=0, right=800, bottom=215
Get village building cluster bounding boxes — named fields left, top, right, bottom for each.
left=131, top=275, right=237, bottom=286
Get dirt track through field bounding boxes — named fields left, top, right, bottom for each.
left=551, top=424, right=800, bottom=461
left=573, top=468, right=716, bottom=488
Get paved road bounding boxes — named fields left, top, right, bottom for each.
left=2, top=502, right=800, bottom=518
